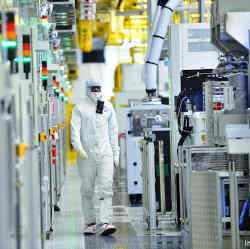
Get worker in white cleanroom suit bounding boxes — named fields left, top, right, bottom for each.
left=71, top=80, right=119, bottom=236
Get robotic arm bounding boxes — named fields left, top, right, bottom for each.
left=145, top=0, right=183, bottom=97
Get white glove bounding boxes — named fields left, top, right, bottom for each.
left=78, top=147, right=88, bottom=160
left=114, top=155, right=119, bottom=168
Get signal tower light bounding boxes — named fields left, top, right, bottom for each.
left=41, top=15, right=48, bottom=24
left=42, top=61, right=48, bottom=78
left=53, top=76, right=57, bottom=87
left=23, top=35, right=31, bottom=79
left=6, top=12, right=16, bottom=41
left=2, top=12, right=17, bottom=73
left=42, top=61, right=48, bottom=90
left=23, top=35, right=31, bottom=57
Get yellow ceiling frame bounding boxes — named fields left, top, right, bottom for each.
left=76, top=0, right=215, bottom=56
left=76, top=0, right=149, bottom=50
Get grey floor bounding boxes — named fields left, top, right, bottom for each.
left=45, top=165, right=184, bottom=249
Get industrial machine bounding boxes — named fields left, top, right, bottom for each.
left=140, top=3, right=250, bottom=249
left=0, top=1, right=74, bottom=248
left=126, top=103, right=170, bottom=205
left=136, top=0, right=220, bottom=232
left=171, top=1, right=250, bottom=248
left=167, top=22, right=219, bottom=226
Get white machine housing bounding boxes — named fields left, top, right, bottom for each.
left=169, top=22, right=219, bottom=163
left=114, top=64, right=146, bottom=134
left=126, top=104, right=170, bottom=195
left=226, top=124, right=250, bottom=154
left=168, top=22, right=219, bottom=217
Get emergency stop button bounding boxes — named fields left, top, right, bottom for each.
left=17, top=144, right=29, bottom=157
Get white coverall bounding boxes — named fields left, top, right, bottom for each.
left=71, top=97, right=119, bottom=225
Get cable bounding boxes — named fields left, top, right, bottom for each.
left=157, top=0, right=170, bottom=7
left=177, top=97, right=187, bottom=123
left=239, top=200, right=249, bottom=230
left=176, top=94, right=193, bottom=162
left=177, top=96, right=187, bottom=133
left=176, top=96, right=193, bottom=134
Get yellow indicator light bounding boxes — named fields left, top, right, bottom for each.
left=16, top=144, right=29, bottom=157
left=39, top=133, right=47, bottom=142
left=50, top=128, right=55, bottom=136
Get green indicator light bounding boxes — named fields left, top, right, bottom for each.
left=68, top=85, right=72, bottom=89
left=65, top=97, right=69, bottom=102
left=55, top=89, right=60, bottom=93
left=14, top=57, right=32, bottom=63
left=53, top=86, right=56, bottom=90
left=41, top=22, right=48, bottom=27
left=42, top=76, right=48, bottom=80
left=2, top=40, right=17, bottom=48
left=23, top=57, right=31, bottom=63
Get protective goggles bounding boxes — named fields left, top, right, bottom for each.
left=88, top=86, right=101, bottom=92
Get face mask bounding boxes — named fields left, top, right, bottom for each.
left=88, top=92, right=102, bottom=102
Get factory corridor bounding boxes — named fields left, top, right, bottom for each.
left=45, top=165, right=184, bottom=249
left=2, top=1, right=250, bottom=249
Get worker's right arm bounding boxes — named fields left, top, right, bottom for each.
left=71, top=106, right=88, bottom=159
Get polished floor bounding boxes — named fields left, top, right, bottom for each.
left=45, top=165, right=185, bottom=249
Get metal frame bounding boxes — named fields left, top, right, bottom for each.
left=190, top=171, right=223, bottom=249
left=0, top=115, right=16, bottom=249
left=229, top=161, right=240, bottom=249
left=141, top=129, right=176, bottom=231
left=159, top=140, right=166, bottom=214
left=179, top=145, right=249, bottom=249
left=142, top=135, right=157, bottom=231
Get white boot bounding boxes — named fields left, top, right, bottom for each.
left=98, top=223, right=117, bottom=236
left=83, top=223, right=97, bottom=235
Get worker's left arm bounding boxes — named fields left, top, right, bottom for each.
left=108, top=104, right=120, bottom=161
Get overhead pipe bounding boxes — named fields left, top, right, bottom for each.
left=145, top=0, right=183, bottom=97
left=198, top=0, right=205, bottom=23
